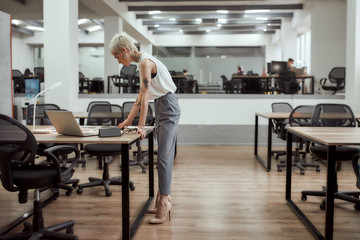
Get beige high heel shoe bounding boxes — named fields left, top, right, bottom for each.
left=149, top=201, right=172, bottom=224
left=148, top=195, right=171, bottom=214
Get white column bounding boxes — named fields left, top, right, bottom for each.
left=345, top=0, right=360, bottom=111
left=140, top=42, right=152, bottom=55
left=43, top=0, right=78, bottom=110
left=104, top=16, right=123, bottom=93
left=310, top=0, right=346, bottom=92
left=280, top=19, right=297, bottom=61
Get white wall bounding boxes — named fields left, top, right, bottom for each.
left=11, top=31, right=34, bottom=73
left=310, top=0, right=347, bottom=92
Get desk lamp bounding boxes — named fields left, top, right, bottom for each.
left=32, top=82, right=62, bottom=130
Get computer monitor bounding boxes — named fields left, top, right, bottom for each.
left=271, top=61, right=288, bottom=74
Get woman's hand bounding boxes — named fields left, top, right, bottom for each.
left=137, top=127, right=146, bottom=140
left=118, top=119, right=130, bottom=129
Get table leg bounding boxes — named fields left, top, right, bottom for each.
left=121, top=144, right=130, bottom=240
left=325, top=145, right=336, bottom=240
left=254, top=115, right=258, bottom=156
left=254, top=115, right=272, bottom=171
left=267, top=118, right=272, bottom=171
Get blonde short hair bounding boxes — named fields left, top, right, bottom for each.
left=109, top=33, right=138, bottom=53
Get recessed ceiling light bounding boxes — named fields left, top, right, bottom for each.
left=26, top=26, right=44, bottom=31
left=263, top=29, right=267, bottom=32
left=78, top=19, right=88, bottom=25
left=218, top=18, right=227, bottom=24
left=11, top=19, right=21, bottom=25
left=169, top=18, right=176, bottom=21
left=256, top=17, right=269, bottom=20
left=217, top=10, right=229, bottom=14
left=149, top=10, right=161, bottom=15
left=179, top=29, right=183, bottom=33
left=217, top=24, right=222, bottom=28
left=206, top=29, right=211, bottom=32
left=154, top=24, right=160, bottom=27
left=196, top=18, right=202, bottom=23
left=88, top=25, right=102, bottom=32
left=245, top=10, right=270, bottom=13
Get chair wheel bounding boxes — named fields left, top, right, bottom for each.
left=77, top=188, right=83, bottom=194
left=300, top=170, right=305, bottom=175
left=278, top=167, right=282, bottom=172
left=66, top=190, right=73, bottom=196
left=320, top=199, right=326, bottom=210
left=355, top=203, right=360, bottom=211
left=72, top=182, right=78, bottom=188
left=301, top=194, right=307, bottom=201
left=130, top=184, right=135, bottom=191
left=106, top=190, right=112, bottom=197
left=316, top=167, right=321, bottom=172
left=142, top=169, right=146, bottom=173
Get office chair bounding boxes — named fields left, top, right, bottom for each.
left=230, top=75, right=241, bottom=93
left=271, top=102, right=293, bottom=160
left=301, top=103, right=360, bottom=210
left=12, top=69, right=25, bottom=93
left=122, top=101, right=154, bottom=173
left=351, top=153, right=360, bottom=210
left=320, top=67, right=345, bottom=94
left=0, top=114, right=79, bottom=240
left=79, top=72, right=90, bottom=93
left=221, top=75, right=231, bottom=93
left=111, top=64, right=137, bottom=93
left=33, top=67, right=44, bottom=83
left=277, top=105, right=321, bottom=175
left=77, top=104, right=135, bottom=197
left=241, top=75, right=263, bottom=94
left=275, top=71, right=300, bottom=94
left=86, top=101, right=110, bottom=112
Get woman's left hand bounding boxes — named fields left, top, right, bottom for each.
left=137, top=128, right=146, bottom=140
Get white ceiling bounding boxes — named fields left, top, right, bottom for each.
left=0, top=0, right=306, bottom=36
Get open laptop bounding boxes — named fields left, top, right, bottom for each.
left=46, top=110, right=99, bottom=137
left=292, top=68, right=305, bottom=76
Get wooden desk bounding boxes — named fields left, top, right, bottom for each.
left=1, top=125, right=154, bottom=240
left=254, top=112, right=360, bottom=171
left=285, top=127, right=360, bottom=240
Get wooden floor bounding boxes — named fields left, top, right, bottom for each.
left=1, top=146, right=360, bottom=240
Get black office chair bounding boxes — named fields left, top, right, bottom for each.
left=77, top=104, right=135, bottom=197
left=275, top=71, right=300, bottom=94
left=86, top=101, right=110, bottom=112
left=122, top=101, right=154, bottom=173
left=79, top=72, right=89, bottom=93
left=0, top=114, right=79, bottom=240
left=230, top=75, right=241, bottom=93
left=320, top=67, right=345, bottom=94
left=277, top=105, right=321, bottom=175
left=241, top=76, right=263, bottom=94
left=89, top=78, right=104, bottom=93
left=351, top=154, right=360, bottom=210
left=33, top=67, right=44, bottom=83
left=271, top=102, right=293, bottom=160
left=12, top=69, right=25, bottom=93
left=301, top=103, right=360, bottom=210
left=111, top=64, right=137, bottom=93
left=221, top=75, right=231, bottom=93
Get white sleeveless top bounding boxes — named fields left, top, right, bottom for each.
left=139, top=53, right=177, bottom=100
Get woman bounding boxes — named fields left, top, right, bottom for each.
left=109, top=33, right=181, bottom=224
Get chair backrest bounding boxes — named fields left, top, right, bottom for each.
left=122, top=101, right=154, bottom=126
left=277, top=71, right=299, bottom=94
left=0, top=114, right=37, bottom=192
left=328, top=67, right=345, bottom=85
left=12, top=69, right=25, bottom=93
left=33, top=67, right=44, bottom=82
left=311, top=103, right=355, bottom=127
left=86, top=101, right=110, bottom=112
left=121, top=64, right=137, bottom=77
left=87, top=104, right=123, bottom=126
left=26, top=104, right=61, bottom=125
left=271, top=102, right=293, bottom=113
left=289, top=105, right=314, bottom=127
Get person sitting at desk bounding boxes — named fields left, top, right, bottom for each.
left=235, top=65, right=245, bottom=75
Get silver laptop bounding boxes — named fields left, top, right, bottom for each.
left=292, top=68, right=305, bottom=76
left=46, top=110, right=99, bottom=137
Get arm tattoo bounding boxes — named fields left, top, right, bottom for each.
left=143, top=78, right=149, bottom=89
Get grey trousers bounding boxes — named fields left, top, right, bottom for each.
left=154, top=92, right=181, bottom=195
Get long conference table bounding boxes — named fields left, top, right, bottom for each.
left=254, top=112, right=360, bottom=171
left=286, top=127, right=360, bottom=240
left=0, top=125, right=154, bottom=240
left=231, top=75, right=315, bottom=94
